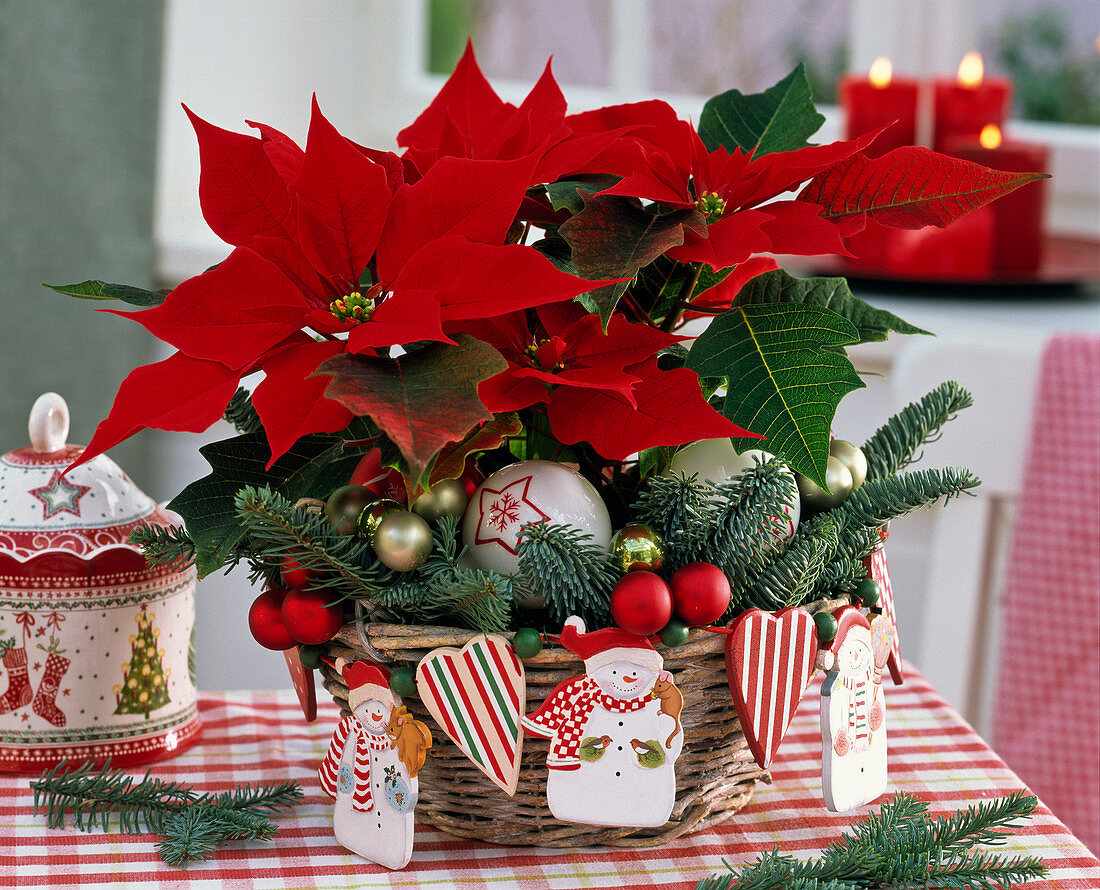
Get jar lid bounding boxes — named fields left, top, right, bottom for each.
left=0, top=393, right=159, bottom=563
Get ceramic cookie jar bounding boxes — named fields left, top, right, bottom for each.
left=0, top=393, right=200, bottom=772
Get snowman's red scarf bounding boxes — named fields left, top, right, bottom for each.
left=521, top=675, right=651, bottom=770
left=318, top=715, right=392, bottom=811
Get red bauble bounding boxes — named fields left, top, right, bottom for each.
left=610, top=571, right=673, bottom=636
left=350, top=449, right=406, bottom=503
left=670, top=562, right=731, bottom=626
left=281, top=587, right=344, bottom=645
left=280, top=556, right=314, bottom=588
left=248, top=587, right=296, bottom=650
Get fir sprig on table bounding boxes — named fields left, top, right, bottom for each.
left=694, top=791, right=1046, bottom=890
left=31, top=760, right=304, bottom=868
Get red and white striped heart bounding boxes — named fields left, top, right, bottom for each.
left=415, top=634, right=525, bottom=795
left=725, top=607, right=818, bottom=770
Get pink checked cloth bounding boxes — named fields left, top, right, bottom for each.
left=992, top=332, right=1100, bottom=856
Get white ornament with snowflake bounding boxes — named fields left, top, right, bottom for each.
left=461, top=460, right=612, bottom=576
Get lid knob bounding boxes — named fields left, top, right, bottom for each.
left=29, top=392, right=70, bottom=454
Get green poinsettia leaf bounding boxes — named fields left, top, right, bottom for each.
left=685, top=303, right=864, bottom=487
left=428, top=413, right=523, bottom=486
left=545, top=175, right=621, bottom=214
left=169, top=433, right=349, bottom=577
left=44, top=280, right=167, bottom=307
left=559, top=191, right=705, bottom=327
left=699, top=63, right=824, bottom=157
left=729, top=269, right=932, bottom=343
left=316, top=334, right=506, bottom=483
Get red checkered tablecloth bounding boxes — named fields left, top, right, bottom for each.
left=2, top=665, right=1097, bottom=889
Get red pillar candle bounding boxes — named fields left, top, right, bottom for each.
left=840, top=57, right=919, bottom=157
left=933, top=52, right=1012, bottom=152
left=945, top=125, right=1049, bottom=275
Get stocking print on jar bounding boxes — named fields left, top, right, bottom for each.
left=0, top=394, right=200, bottom=773
left=522, top=616, right=684, bottom=828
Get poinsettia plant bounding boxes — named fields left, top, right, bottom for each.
left=53, top=44, right=1038, bottom=584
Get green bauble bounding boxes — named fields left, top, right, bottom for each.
left=796, top=456, right=854, bottom=510
left=854, top=577, right=882, bottom=608
left=829, top=439, right=868, bottom=489
left=814, top=611, right=839, bottom=644
left=298, top=643, right=325, bottom=670
left=373, top=511, right=433, bottom=572
left=412, top=478, right=469, bottom=523
left=389, top=666, right=417, bottom=698
left=512, top=627, right=543, bottom=659
left=355, top=498, right=403, bottom=544
left=609, top=523, right=666, bottom=573
left=659, top=619, right=691, bottom=647
left=326, top=485, right=375, bottom=535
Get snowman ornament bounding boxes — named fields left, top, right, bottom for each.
left=521, top=617, right=684, bottom=827
left=318, top=660, right=432, bottom=869
left=817, top=606, right=893, bottom=812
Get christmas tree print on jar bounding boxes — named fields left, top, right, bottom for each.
left=318, top=660, right=432, bottom=869
left=522, top=616, right=684, bottom=828
left=113, top=606, right=171, bottom=718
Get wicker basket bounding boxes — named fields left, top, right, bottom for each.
left=318, top=594, right=848, bottom=848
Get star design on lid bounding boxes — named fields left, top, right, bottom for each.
left=474, top=475, right=549, bottom=555
left=30, top=469, right=91, bottom=520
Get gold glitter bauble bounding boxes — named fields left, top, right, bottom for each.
left=355, top=498, right=404, bottom=544
left=609, top=523, right=666, bottom=573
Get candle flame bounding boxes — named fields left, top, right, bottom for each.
left=869, top=57, right=892, bottom=88
left=957, top=51, right=984, bottom=87
left=979, top=124, right=1002, bottom=150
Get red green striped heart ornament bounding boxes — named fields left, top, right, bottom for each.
left=415, top=634, right=526, bottom=795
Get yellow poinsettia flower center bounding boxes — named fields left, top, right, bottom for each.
left=697, top=191, right=726, bottom=222
left=330, top=290, right=376, bottom=324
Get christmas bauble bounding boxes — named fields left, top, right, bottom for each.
left=374, top=511, right=434, bottom=572
left=813, top=610, right=838, bottom=644
left=280, top=556, right=314, bottom=588
left=609, top=571, right=673, bottom=635
left=297, top=643, right=325, bottom=670
left=609, top=523, right=666, bottom=573
left=512, top=627, right=543, bottom=658
left=412, top=478, right=469, bottom=523
left=669, top=439, right=800, bottom=547
left=389, top=666, right=417, bottom=698
left=355, top=497, right=403, bottom=544
left=796, top=456, right=854, bottom=510
left=349, top=449, right=407, bottom=502
left=853, top=577, right=881, bottom=608
left=829, top=439, right=868, bottom=490
left=248, top=587, right=295, bottom=651
left=325, top=485, right=375, bottom=535
left=670, top=562, right=731, bottom=626
left=281, top=587, right=344, bottom=645
left=660, top=618, right=691, bottom=647
left=462, top=460, right=612, bottom=576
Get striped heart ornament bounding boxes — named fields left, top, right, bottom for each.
left=415, top=634, right=525, bottom=795
left=725, top=607, right=818, bottom=770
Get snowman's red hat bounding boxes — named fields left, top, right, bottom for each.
left=823, top=605, right=871, bottom=654
left=558, top=616, right=663, bottom=673
left=341, top=660, right=394, bottom=712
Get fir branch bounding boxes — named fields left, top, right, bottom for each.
left=744, top=514, right=838, bottom=610
left=222, top=387, right=263, bottom=435
left=234, top=485, right=396, bottom=607
left=517, top=521, right=618, bottom=627
left=31, top=760, right=303, bottom=868
left=862, top=381, right=973, bottom=481
left=631, top=472, right=716, bottom=570
left=833, top=467, right=981, bottom=555
left=128, top=523, right=196, bottom=572
left=694, top=792, right=1045, bottom=890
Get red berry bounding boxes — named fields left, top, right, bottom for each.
left=248, top=587, right=296, bottom=650
left=350, top=449, right=406, bottom=503
left=609, top=571, right=673, bottom=636
left=459, top=458, right=483, bottom=499
left=670, top=562, right=731, bottom=626
left=281, top=587, right=344, bottom=645
left=280, top=556, right=314, bottom=588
